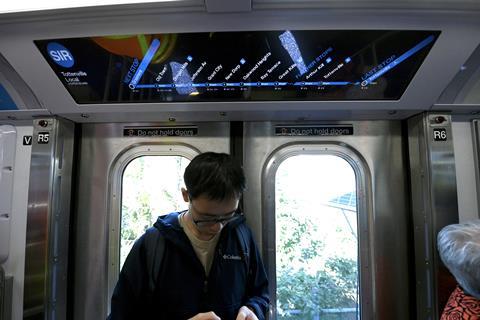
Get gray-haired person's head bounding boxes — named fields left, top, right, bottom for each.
left=437, top=220, right=480, bottom=299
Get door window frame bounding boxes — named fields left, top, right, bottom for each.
left=262, top=142, right=374, bottom=319
left=106, top=143, right=199, bottom=304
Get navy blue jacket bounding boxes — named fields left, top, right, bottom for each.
left=109, top=212, right=269, bottom=320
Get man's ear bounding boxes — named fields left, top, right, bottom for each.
left=181, top=187, right=189, bottom=202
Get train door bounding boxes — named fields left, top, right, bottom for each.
left=71, top=122, right=230, bottom=320
left=243, top=121, right=411, bottom=320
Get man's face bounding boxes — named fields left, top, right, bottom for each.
left=188, top=194, right=240, bottom=237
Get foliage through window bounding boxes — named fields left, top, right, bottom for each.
left=275, top=155, right=359, bottom=320
left=120, top=156, right=190, bottom=268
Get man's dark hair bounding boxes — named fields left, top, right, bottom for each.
left=184, top=152, right=246, bottom=201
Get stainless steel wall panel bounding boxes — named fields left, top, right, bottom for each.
left=451, top=121, right=478, bottom=222
left=24, top=118, right=75, bottom=320
left=408, top=113, right=459, bottom=320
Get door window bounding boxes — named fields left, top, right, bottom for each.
left=275, top=155, right=359, bottom=320
left=120, top=155, right=190, bottom=268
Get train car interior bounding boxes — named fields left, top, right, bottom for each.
left=1, top=0, right=480, bottom=319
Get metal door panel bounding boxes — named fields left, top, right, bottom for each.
left=243, top=121, right=410, bottom=320
left=73, top=122, right=230, bottom=320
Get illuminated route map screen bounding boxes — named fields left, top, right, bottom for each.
left=34, top=30, right=440, bottom=103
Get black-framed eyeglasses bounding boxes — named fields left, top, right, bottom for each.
left=190, top=208, right=243, bottom=228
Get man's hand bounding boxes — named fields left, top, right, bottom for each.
left=235, top=306, right=258, bottom=320
left=188, top=311, right=221, bottom=320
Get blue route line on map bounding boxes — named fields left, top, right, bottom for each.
left=362, top=35, right=434, bottom=86
left=129, top=39, right=161, bottom=89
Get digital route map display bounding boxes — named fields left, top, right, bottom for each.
left=35, top=30, right=440, bottom=104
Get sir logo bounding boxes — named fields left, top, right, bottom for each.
left=47, top=42, right=74, bottom=68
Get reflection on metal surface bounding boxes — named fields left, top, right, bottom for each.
left=24, top=118, right=75, bottom=320
left=244, top=121, right=410, bottom=320
left=24, top=122, right=51, bottom=319
left=408, top=113, right=459, bottom=320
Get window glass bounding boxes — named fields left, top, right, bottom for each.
left=275, top=155, right=359, bottom=319
left=120, top=155, right=189, bottom=268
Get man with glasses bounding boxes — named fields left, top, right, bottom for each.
left=109, top=152, right=269, bottom=320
